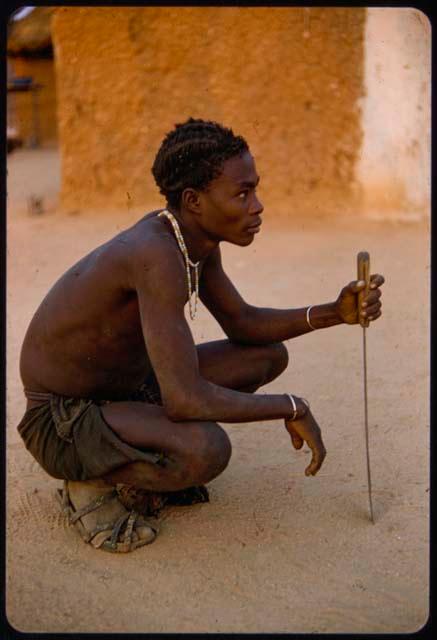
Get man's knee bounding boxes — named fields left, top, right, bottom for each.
left=267, top=342, right=289, bottom=380
left=189, top=421, right=232, bottom=484
left=102, top=422, right=232, bottom=490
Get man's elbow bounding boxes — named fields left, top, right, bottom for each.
left=223, top=306, right=255, bottom=343
left=164, top=402, right=193, bottom=422
left=162, top=387, right=206, bottom=422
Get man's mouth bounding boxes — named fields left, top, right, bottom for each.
left=246, top=220, right=262, bottom=233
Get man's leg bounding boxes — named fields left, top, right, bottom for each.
left=66, top=339, right=288, bottom=550
left=65, top=404, right=231, bottom=550
left=100, top=405, right=232, bottom=491
left=197, top=339, right=289, bottom=393
left=101, top=339, right=289, bottom=489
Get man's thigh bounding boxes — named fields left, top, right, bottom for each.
left=100, top=339, right=286, bottom=468
left=99, top=401, right=232, bottom=490
left=100, top=401, right=228, bottom=459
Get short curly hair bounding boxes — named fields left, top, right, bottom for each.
left=152, top=118, right=249, bottom=208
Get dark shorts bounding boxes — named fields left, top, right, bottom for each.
left=17, top=374, right=165, bottom=482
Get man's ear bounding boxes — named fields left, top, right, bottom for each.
left=181, top=188, right=202, bottom=215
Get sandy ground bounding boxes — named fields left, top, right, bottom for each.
left=6, top=148, right=430, bottom=634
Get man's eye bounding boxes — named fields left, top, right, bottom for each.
left=238, top=192, right=248, bottom=199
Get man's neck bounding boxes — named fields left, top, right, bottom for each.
left=165, top=206, right=217, bottom=263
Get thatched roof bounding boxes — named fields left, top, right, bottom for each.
left=7, top=7, right=54, bottom=57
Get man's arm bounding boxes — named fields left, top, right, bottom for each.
left=132, top=238, right=305, bottom=424
left=132, top=237, right=327, bottom=475
left=199, top=246, right=384, bottom=344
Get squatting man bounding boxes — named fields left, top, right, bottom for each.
left=18, top=118, right=384, bottom=552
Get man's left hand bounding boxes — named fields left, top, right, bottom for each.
left=334, top=274, right=385, bottom=325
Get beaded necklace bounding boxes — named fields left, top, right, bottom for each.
left=158, top=208, right=200, bottom=320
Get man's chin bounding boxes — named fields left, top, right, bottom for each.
left=229, top=234, right=256, bottom=247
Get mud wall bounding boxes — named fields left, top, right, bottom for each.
left=52, top=7, right=365, bottom=216
left=7, top=56, right=58, bottom=146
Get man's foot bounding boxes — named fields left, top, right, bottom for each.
left=165, top=485, right=210, bottom=507
left=116, top=484, right=210, bottom=516
left=56, top=480, right=157, bottom=552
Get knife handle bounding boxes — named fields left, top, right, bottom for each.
left=357, top=251, right=370, bottom=328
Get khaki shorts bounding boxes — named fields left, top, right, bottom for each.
left=17, top=376, right=165, bottom=482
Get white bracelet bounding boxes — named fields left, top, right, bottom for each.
left=306, top=305, right=317, bottom=331
left=287, top=394, right=298, bottom=420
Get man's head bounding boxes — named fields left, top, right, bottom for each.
left=152, top=118, right=263, bottom=246
left=152, top=118, right=249, bottom=209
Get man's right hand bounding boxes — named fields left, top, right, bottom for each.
left=284, top=409, right=326, bottom=476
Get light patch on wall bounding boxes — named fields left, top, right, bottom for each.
left=358, top=8, right=431, bottom=219
left=11, top=6, right=35, bottom=21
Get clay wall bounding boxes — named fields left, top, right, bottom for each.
left=51, top=7, right=365, bottom=216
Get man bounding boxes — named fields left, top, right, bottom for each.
left=18, top=118, right=384, bottom=553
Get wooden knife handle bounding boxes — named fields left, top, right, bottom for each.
left=357, top=251, right=370, bottom=328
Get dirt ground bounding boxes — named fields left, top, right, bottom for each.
left=6, top=148, right=430, bottom=634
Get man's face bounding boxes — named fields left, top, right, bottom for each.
left=197, top=151, right=264, bottom=246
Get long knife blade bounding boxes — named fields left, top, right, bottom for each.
left=362, top=326, right=374, bottom=523
left=357, top=251, right=375, bottom=524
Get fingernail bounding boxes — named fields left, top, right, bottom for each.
left=361, top=311, right=367, bottom=316
left=362, top=302, right=367, bottom=308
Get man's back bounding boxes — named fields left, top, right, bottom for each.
left=19, top=210, right=172, bottom=400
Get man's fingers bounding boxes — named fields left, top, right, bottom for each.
left=348, top=280, right=366, bottom=293
left=365, top=300, right=381, bottom=315
left=358, top=276, right=383, bottom=321
left=284, top=419, right=305, bottom=450
left=305, top=443, right=326, bottom=476
left=370, top=274, right=385, bottom=289
left=368, top=310, right=382, bottom=321
left=365, top=289, right=381, bottom=303
left=290, top=431, right=304, bottom=450
left=349, top=274, right=385, bottom=295
left=361, top=300, right=381, bottom=314
left=360, top=288, right=382, bottom=320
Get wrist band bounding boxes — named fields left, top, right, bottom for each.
left=287, top=394, right=298, bottom=420
left=306, top=305, right=317, bottom=331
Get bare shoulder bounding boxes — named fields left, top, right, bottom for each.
left=127, top=212, right=183, bottom=270
left=125, top=212, right=186, bottom=297
left=49, top=210, right=184, bottom=297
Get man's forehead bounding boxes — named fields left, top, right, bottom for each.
left=215, top=152, right=259, bottom=186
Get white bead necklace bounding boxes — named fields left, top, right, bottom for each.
left=158, top=208, right=200, bottom=320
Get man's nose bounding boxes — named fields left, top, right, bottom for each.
left=251, top=194, right=264, bottom=215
